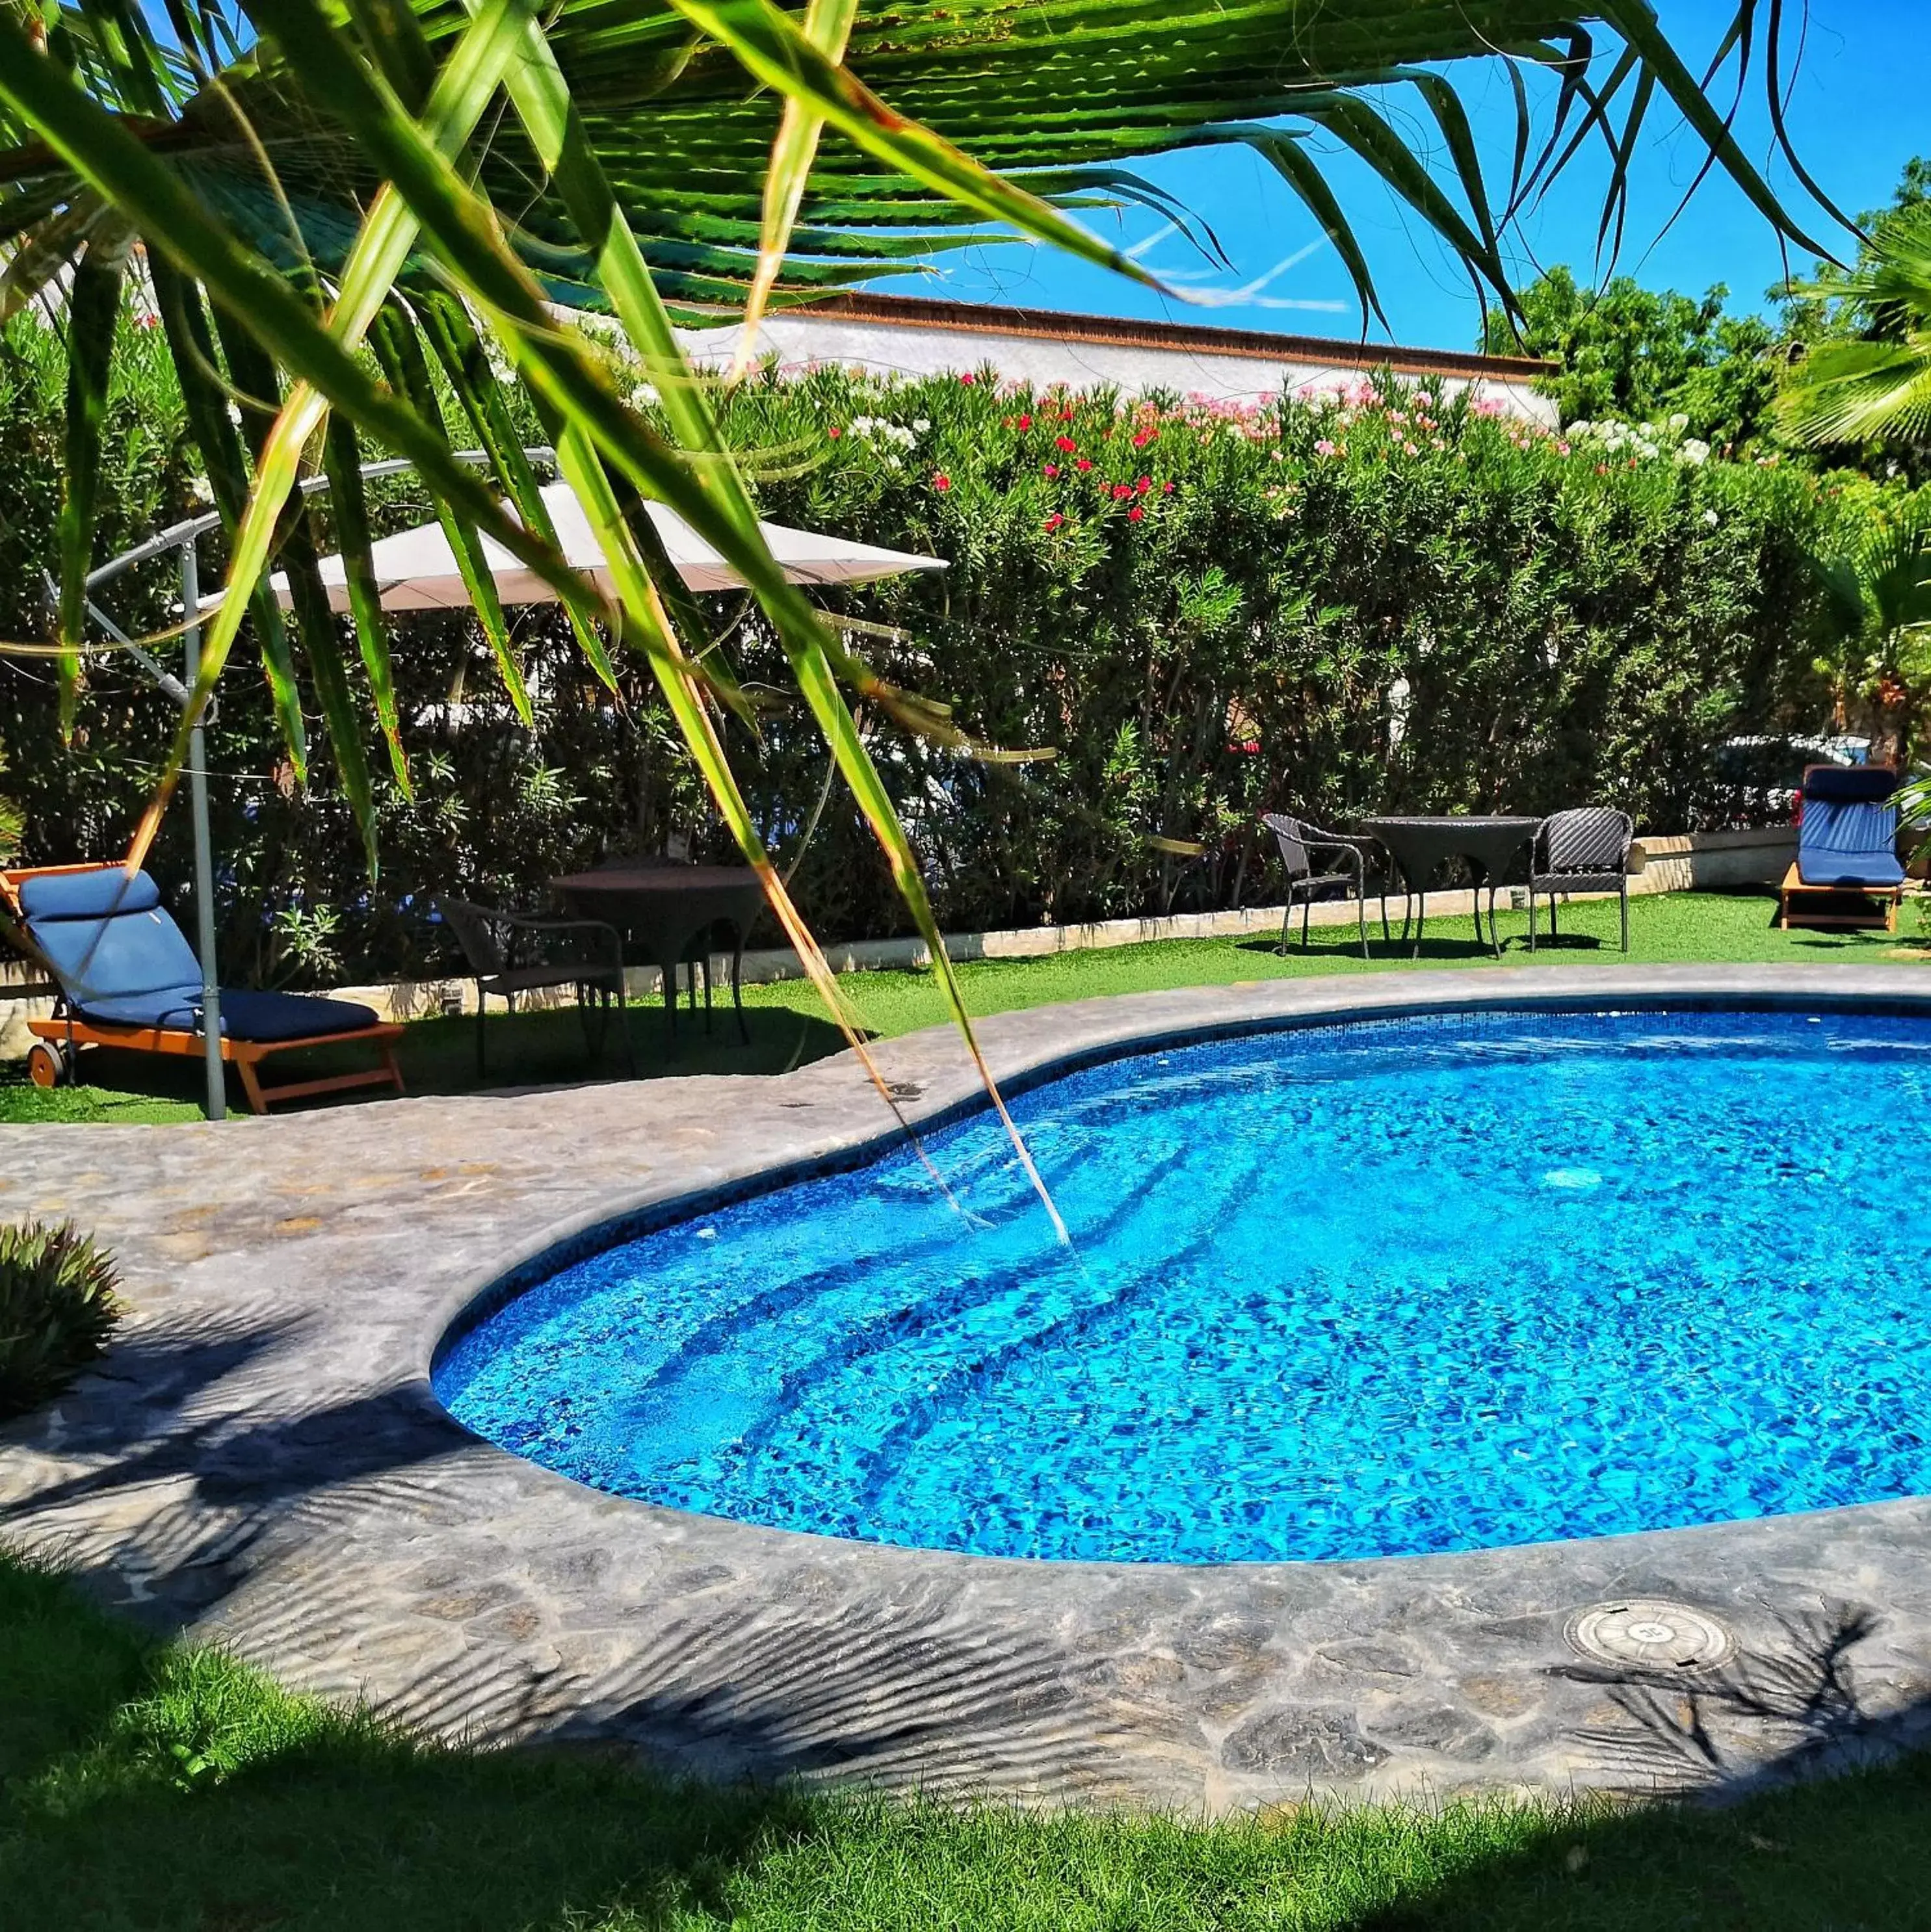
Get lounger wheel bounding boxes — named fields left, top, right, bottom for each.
left=25, top=1040, right=73, bottom=1089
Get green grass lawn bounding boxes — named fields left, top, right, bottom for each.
left=5, top=889, right=1925, bottom=1125
left=4, top=1550, right=1930, bottom=1931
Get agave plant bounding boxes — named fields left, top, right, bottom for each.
left=0, top=0, right=1839, bottom=1166
left=0, top=1218, right=123, bottom=1419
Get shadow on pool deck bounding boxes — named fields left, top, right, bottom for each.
left=11, top=1287, right=1931, bottom=1822
left=1, top=1001, right=854, bottom=1117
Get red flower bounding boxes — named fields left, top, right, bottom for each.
left=1043, top=462, right=1060, bottom=478
left=1055, top=435, right=1077, bottom=453
left=932, top=473, right=951, bottom=491
left=1162, top=479, right=1175, bottom=494
left=1017, top=413, right=1033, bottom=431
left=1075, top=457, right=1093, bottom=472
left=1044, top=513, right=1064, bottom=532
left=1135, top=475, right=1151, bottom=495
left=1131, top=429, right=1153, bottom=448
left=958, top=372, right=977, bottom=385
left=828, top=426, right=842, bottom=439
left=1127, top=505, right=1145, bottom=522
left=1060, top=406, right=1075, bottom=421
left=1112, top=484, right=1133, bottom=499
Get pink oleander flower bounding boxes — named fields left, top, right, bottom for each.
left=1043, top=462, right=1060, bottom=478
left=1314, top=438, right=1339, bottom=457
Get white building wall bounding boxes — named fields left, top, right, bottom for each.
left=672, top=306, right=1559, bottom=428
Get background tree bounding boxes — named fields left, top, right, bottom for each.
left=1483, top=266, right=1780, bottom=452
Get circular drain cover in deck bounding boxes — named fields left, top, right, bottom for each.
left=1564, top=1599, right=1735, bottom=1671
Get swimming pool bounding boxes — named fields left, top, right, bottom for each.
left=435, top=1006, right=1931, bottom=1565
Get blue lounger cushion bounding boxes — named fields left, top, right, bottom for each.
left=1797, top=797, right=1904, bottom=888
left=16, top=868, right=163, bottom=919
left=21, top=871, right=205, bottom=1004
left=18, top=865, right=380, bottom=1041
left=71, top=987, right=382, bottom=1042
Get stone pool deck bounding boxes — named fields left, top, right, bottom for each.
left=7, top=961, right=1931, bottom=1812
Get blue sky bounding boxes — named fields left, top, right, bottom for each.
left=873, top=1, right=1929, bottom=353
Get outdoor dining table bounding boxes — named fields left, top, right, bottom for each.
left=549, top=861, right=767, bottom=1046
left=1360, top=816, right=1540, bottom=958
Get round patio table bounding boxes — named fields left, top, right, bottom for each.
left=1361, top=816, right=1540, bottom=958
left=549, top=862, right=767, bottom=1047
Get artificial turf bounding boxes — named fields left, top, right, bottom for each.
left=3, top=889, right=1924, bottom=1125
left=3, top=1550, right=1930, bottom=1931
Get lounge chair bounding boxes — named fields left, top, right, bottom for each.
left=1526, top=807, right=1635, bottom=952
left=1778, top=765, right=1904, bottom=933
left=1260, top=813, right=1389, bottom=959
left=2, top=863, right=404, bottom=1112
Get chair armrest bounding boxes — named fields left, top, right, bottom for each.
left=499, top=914, right=625, bottom=969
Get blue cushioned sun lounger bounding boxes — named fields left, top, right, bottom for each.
left=1778, top=765, right=1906, bottom=933
left=3, top=863, right=404, bottom=1112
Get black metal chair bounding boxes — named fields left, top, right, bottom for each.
left=1260, top=813, right=1388, bottom=959
left=434, top=898, right=634, bottom=1077
left=1525, top=807, right=1635, bottom=952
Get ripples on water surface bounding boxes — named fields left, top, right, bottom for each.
left=436, top=1008, right=1931, bottom=1563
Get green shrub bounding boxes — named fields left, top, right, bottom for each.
left=0, top=308, right=1871, bottom=978
left=0, top=1221, right=122, bottom=1420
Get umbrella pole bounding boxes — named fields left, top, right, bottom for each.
left=180, top=541, right=226, bottom=1121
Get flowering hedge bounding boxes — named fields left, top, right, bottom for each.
left=713, top=364, right=1840, bottom=938
left=0, top=321, right=1847, bottom=983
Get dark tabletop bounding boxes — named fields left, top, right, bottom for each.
left=549, top=864, right=767, bottom=971
left=551, top=863, right=765, bottom=900
left=1361, top=816, right=1540, bottom=885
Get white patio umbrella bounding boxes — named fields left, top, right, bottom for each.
left=258, top=480, right=947, bottom=610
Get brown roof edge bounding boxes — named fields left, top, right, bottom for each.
left=772, top=290, right=1554, bottom=384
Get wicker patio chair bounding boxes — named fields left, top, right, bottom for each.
left=435, top=898, right=633, bottom=1077
left=1260, top=813, right=1387, bottom=959
left=1525, top=807, right=1635, bottom=952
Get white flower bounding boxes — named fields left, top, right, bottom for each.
left=1680, top=439, right=1711, bottom=466
left=1702, top=508, right=1720, bottom=527
left=912, top=418, right=930, bottom=433
left=187, top=475, right=213, bottom=506
left=628, top=382, right=659, bottom=409
left=1668, top=411, right=1690, bottom=433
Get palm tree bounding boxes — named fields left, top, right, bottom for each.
left=1816, top=506, right=1931, bottom=768
left=1779, top=202, right=1931, bottom=452
left=0, top=0, right=1848, bottom=1142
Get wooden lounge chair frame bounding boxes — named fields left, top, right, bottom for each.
left=1776, top=865, right=1900, bottom=933
left=3, top=863, right=405, bottom=1114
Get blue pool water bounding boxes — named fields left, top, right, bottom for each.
left=435, top=1007, right=1931, bottom=1565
